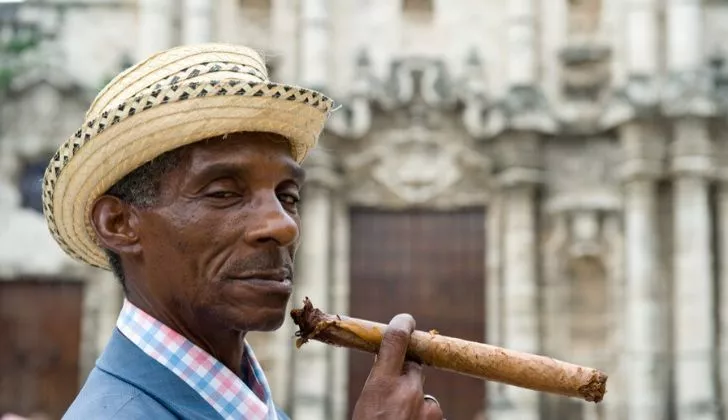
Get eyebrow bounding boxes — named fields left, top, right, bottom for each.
left=291, top=163, right=307, bottom=184
left=193, top=160, right=307, bottom=185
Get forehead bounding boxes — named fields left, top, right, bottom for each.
left=188, top=132, right=294, bottom=159
left=157, top=132, right=306, bottom=188
left=181, top=132, right=302, bottom=173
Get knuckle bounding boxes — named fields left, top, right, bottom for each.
left=405, top=360, right=422, bottom=372
left=384, top=326, right=411, bottom=343
left=404, top=378, right=423, bottom=398
left=425, top=405, right=444, bottom=420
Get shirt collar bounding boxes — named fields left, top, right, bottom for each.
left=116, top=298, right=279, bottom=420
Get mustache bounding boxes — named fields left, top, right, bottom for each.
left=220, top=251, right=294, bottom=278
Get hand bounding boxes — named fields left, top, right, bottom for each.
left=351, top=313, right=444, bottom=420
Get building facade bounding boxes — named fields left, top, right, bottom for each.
left=2, top=0, right=728, bottom=419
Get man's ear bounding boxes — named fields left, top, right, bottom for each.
left=90, top=195, right=142, bottom=255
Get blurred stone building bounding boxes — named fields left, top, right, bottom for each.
left=2, top=0, right=728, bottom=419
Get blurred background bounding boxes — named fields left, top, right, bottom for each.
left=1, top=0, right=728, bottom=419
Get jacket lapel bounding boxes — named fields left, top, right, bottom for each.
left=96, top=328, right=223, bottom=420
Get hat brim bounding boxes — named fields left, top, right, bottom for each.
left=43, top=79, right=332, bottom=270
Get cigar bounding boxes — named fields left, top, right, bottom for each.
left=290, top=298, right=607, bottom=403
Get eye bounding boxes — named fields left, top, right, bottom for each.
left=278, top=192, right=300, bottom=207
left=206, top=191, right=238, bottom=199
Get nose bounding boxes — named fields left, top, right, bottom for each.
left=244, top=193, right=299, bottom=247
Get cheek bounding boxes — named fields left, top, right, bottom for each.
left=156, top=207, right=238, bottom=278
left=141, top=211, right=211, bottom=276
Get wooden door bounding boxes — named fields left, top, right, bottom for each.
left=348, top=208, right=487, bottom=420
left=0, top=279, right=84, bottom=419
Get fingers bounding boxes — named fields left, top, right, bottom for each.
left=402, top=360, right=425, bottom=386
left=422, top=395, right=444, bottom=420
left=371, top=313, right=415, bottom=377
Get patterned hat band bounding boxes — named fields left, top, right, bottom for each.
left=42, top=43, right=334, bottom=269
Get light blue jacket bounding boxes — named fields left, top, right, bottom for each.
left=63, top=328, right=290, bottom=419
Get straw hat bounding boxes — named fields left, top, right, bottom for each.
left=42, top=43, right=334, bottom=270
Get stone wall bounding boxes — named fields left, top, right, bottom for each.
left=2, top=1, right=728, bottom=419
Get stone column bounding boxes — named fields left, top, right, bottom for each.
left=626, top=0, right=658, bottom=76
left=136, top=0, right=175, bottom=60
left=602, top=211, right=625, bottom=420
left=671, top=118, right=719, bottom=420
left=330, top=197, right=350, bottom=420
left=491, top=133, right=541, bottom=420
left=718, top=164, right=728, bottom=418
left=485, top=193, right=505, bottom=411
left=290, top=149, right=337, bottom=419
left=619, top=122, right=667, bottom=420
left=665, top=1, right=718, bottom=417
left=506, top=0, right=536, bottom=86
left=182, top=0, right=214, bottom=45
left=666, top=0, right=702, bottom=73
left=299, top=0, right=329, bottom=91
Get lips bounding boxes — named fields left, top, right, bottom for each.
left=225, top=267, right=292, bottom=283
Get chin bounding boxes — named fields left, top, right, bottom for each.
left=240, top=308, right=287, bottom=332
left=258, top=315, right=287, bottom=331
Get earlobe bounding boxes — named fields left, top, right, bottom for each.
left=90, top=195, right=142, bottom=255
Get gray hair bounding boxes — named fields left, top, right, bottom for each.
left=103, top=148, right=185, bottom=289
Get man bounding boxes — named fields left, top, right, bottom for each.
left=43, top=44, right=444, bottom=419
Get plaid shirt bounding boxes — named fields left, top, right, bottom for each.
left=116, top=299, right=280, bottom=420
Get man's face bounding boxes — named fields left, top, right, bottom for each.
left=134, top=132, right=304, bottom=333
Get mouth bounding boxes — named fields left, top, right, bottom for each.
left=225, top=268, right=292, bottom=283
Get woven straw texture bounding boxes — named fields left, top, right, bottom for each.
left=42, top=43, right=333, bottom=270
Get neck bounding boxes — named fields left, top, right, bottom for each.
left=124, top=288, right=248, bottom=377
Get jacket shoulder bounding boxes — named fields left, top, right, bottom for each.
left=63, top=367, right=177, bottom=420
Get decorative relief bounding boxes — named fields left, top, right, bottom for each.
left=0, top=75, right=90, bottom=161
left=540, top=136, right=623, bottom=386
left=343, top=122, right=491, bottom=206
left=711, top=54, right=728, bottom=114
left=661, top=70, right=717, bottom=117
left=600, top=75, right=661, bottom=129
left=542, top=205, right=621, bottom=366
left=567, top=0, right=602, bottom=39
left=602, top=56, right=727, bottom=129
left=329, top=53, right=493, bottom=208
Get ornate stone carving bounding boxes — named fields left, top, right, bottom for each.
left=560, top=44, right=611, bottom=103
left=709, top=54, right=728, bottom=115
left=344, top=122, right=490, bottom=205
left=541, top=199, right=622, bottom=383
left=0, top=73, right=90, bottom=161
left=661, top=70, right=717, bottom=117
left=668, top=117, right=714, bottom=179
left=465, top=84, right=557, bottom=140
left=600, top=75, right=661, bottom=129
left=332, top=54, right=493, bottom=208
left=557, top=39, right=613, bottom=134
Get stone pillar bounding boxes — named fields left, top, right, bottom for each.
left=299, top=0, right=329, bottom=91
left=291, top=149, right=337, bottom=419
left=626, top=0, right=658, bottom=75
left=485, top=193, right=505, bottom=411
left=664, top=1, right=718, bottom=417
left=671, top=118, right=719, bottom=420
left=718, top=167, right=728, bottom=418
left=182, top=0, right=214, bottom=45
left=136, top=0, right=175, bottom=60
left=491, top=133, right=541, bottom=420
left=602, top=211, right=625, bottom=420
left=619, top=122, right=667, bottom=420
left=330, top=196, right=350, bottom=420
left=666, top=0, right=702, bottom=73
left=506, top=0, right=535, bottom=86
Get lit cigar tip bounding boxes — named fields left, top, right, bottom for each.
left=578, top=370, right=609, bottom=403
